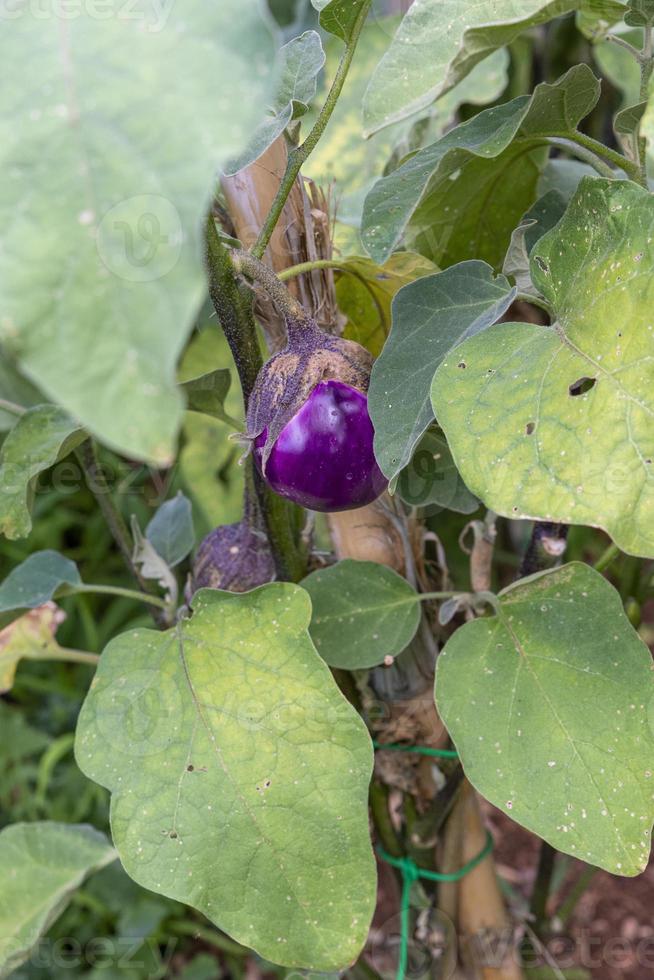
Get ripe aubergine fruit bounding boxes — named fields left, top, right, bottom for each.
left=247, top=313, right=387, bottom=513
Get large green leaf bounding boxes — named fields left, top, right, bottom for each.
left=304, top=16, right=508, bottom=244
left=0, top=3, right=274, bottom=465
left=0, top=406, right=84, bottom=539
left=433, top=177, right=654, bottom=558
left=302, top=560, right=421, bottom=668
left=227, top=30, right=325, bottom=174
left=369, top=262, right=516, bottom=481
left=436, top=563, right=654, bottom=875
left=362, top=65, right=600, bottom=269
left=362, top=0, right=579, bottom=135
left=75, top=585, right=376, bottom=969
left=0, top=822, right=115, bottom=978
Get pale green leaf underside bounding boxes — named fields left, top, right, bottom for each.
left=362, top=64, right=600, bottom=267
left=226, top=30, right=325, bottom=175
left=362, top=0, right=580, bottom=135
left=369, top=261, right=516, bottom=480
left=302, top=559, right=421, bottom=668
left=75, top=585, right=376, bottom=970
left=433, top=177, right=654, bottom=558
left=0, top=406, right=84, bottom=539
left=0, top=2, right=274, bottom=464
left=0, top=822, right=115, bottom=978
left=436, top=562, right=654, bottom=875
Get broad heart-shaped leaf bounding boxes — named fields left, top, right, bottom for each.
left=0, top=3, right=274, bottom=465
left=435, top=563, right=654, bottom=875
left=0, top=822, right=115, bottom=978
left=75, top=585, right=376, bottom=970
left=301, top=560, right=421, bottom=669
left=433, top=177, right=654, bottom=558
left=362, top=0, right=579, bottom=135
left=369, top=261, right=516, bottom=482
left=0, top=550, right=81, bottom=614
left=362, top=64, right=600, bottom=269
left=0, top=406, right=84, bottom=539
left=225, top=30, right=325, bottom=175
left=312, top=0, right=369, bottom=42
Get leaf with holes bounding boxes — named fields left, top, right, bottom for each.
left=75, top=585, right=376, bottom=970
left=433, top=177, right=654, bottom=558
left=362, top=0, right=580, bottom=135
left=302, top=560, right=421, bottom=669
left=369, top=261, right=516, bottom=481
left=436, top=562, right=654, bottom=875
left=0, top=406, right=85, bottom=539
left=362, top=65, right=600, bottom=268
left=0, top=2, right=274, bottom=464
left=0, top=822, right=115, bottom=978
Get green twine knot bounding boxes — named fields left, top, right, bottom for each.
left=373, top=741, right=494, bottom=980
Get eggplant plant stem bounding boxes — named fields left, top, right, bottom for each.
left=251, top=0, right=373, bottom=260
left=205, top=218, right=306, bottom=583
left=76, top=440, right=170, bottom=627
left=39, top=647, right=100, bottom=667
left=530, top=840, right=557, bottom=932
left=0, top=397, right=26, bottom=416
left=231, top=249, right=310, bottom=325
left=594, top=542, right=620, bottom=573
left=279, top=258, right=387, bottom=327
left=73, top=583, right=169, bottom=610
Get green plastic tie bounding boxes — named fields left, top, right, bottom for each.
left=373, top=741, right=493, bottom=980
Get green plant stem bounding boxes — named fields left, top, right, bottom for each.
left=251, top=0, right=372, bottom=260
left=205, top=218, right=306, bottom=582
left=167, top=919, right=248, bottom=956
left=556, top=865, right=599, bottom=926
left=544, top=137, right=621, bottom=180
left=530, top=841, right=557, bottom=932
left=76, top=440, right=169, bottom=626
left=39, top=647, right=100, bottom=667
left=72, top=583, right=169, bottom=610
left=555, top=131, right=642, bottom=183
left=0, top=397, right=26, bottom=416
left=369, top=779, right=403, bottom=858
left=231, top=249, right=311, bottom=324
left=515, top=291, right=553, bottom=315
left=594, top=542, right=620, bottom=573
left=279, top=258, right=387, bottom=329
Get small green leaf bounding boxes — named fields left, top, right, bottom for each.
left=311, top=0, right=369, bottom=42
left=503, top=190, right=567, bottom=294
left=362, top=0, right=580, bottom=135
left=75, top=585, right=376, bottom=970
left=577, top=0, right=626, bottom=38
left=433, top=177, right=654, bottom=558
left=146, top=493, right=195, bottom=569
left=0, top=406, right=84, bottom=539
left=362, top=65, right=600, bottom=268
left=614, top=100, right=647, bottom=160
left=395, top=429, right=478, bottom=514
left=369, top=261, right=516, bottom=481
left=181, top=368, right=232, bottom=423
left=0, top=2, right=275, bottom=464
left=0, top=550, right=81, bottom=614
left=0, top=605, right=78, bottom=693
left=302, top=559, right=421, bottom=669
left=0, top=354, right=42, bottom=433
left=226, top=31, right=325, bottom=174
left=625, top=0, right=654, bottom=26
left=436, top=562, right=654, bottom=876
left=0, top=822, right=115, bottom=978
